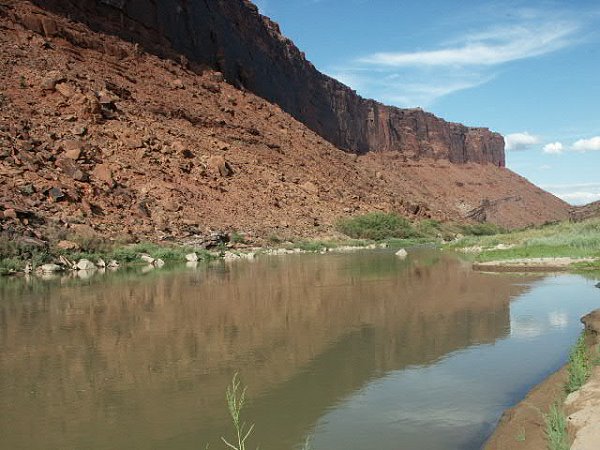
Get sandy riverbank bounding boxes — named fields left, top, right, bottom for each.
left=485, top=309, right=600, bottom=449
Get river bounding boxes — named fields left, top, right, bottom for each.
left=0, top=249, right=598, bottom=449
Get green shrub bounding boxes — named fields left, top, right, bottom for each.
left=544, top=403, right=569, bottom=450
left=337, top=212, right=416, bottom=240
left=566, top=333, right=591, bottom=393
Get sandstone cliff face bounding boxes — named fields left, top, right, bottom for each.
left=33, top=0, right=505, bottom=166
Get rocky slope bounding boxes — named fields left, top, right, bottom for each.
left=32, top=0, right=504, bottom=165
left=0, top=1, right=569, bottom=244
left=571, top=200, right=600, bottom=222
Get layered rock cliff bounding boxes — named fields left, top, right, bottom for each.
left=33, top=0, right=505, bottom=166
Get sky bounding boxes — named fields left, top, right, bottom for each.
left=253, top=0, right=600, bottom=205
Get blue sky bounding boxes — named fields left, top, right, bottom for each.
left=253, top=0, right=600, bottom=205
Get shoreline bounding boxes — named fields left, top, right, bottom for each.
left=0, top=236, right=408, bottom=278
left=485, top=309, right=600, bottom=449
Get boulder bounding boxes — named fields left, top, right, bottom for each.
left=224, top=251, right=241, bottom=261
left=76, top=259, right=96, bottom=271
left=107, top=260, right=120, bottom=269
left=153, top=258, right=165, bottom=268
left=140, top=254, right=155, bottom=264
left=582, top=310, right=600, bottom=337
left=92, top=164, right=114, bottom=187
left=185, top=252, right=198, bottom=262
left=395, top=248, right=408, bottom=258
left=37, top=263, right=63, bottom=273
left=56, top=240, right=79, bottom=251
left=208, top=155, right=233, bottom=177
left=595, top=282, right=600, bottom=289
left=56, top=157, right=88, bottom=181
left=41, top=71, right=65, bottom=91
left=2, top=208, right=17, bottom=219
left=55, top=82, right=75, bottom=98
left=96, top=258, right=106, bottom=268
left=47, top=187, right=65, bottom=202
left=61, top=140, right=84, bottom=160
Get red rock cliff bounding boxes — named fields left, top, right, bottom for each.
left=32, top=0, right=505, bottom=166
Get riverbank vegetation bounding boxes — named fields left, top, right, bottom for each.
left=335, top=212, right=501, bottom=241
left=448, top=218, right=600, bottom=268
left=543, top=331, right=598, bottom=450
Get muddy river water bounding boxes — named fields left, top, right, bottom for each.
left=0, top=249, right=598, bottom=449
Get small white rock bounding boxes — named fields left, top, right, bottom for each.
left=38, top=263, right=63, bottom=273
left=395, top=248, right=408, bottom=258
left=185, top=252, right=198, bottom=262
left=140, top=254, right=155, bottom=264
left=76, top=259, right=96, bottom=271
left=153, top=258, right=165, bottom=268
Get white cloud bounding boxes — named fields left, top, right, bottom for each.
left=505, top=132, right=540, bottom=151
left=572, top=136, right=600, bottom=152
left=540, top=182, right=600, bottom=205
left=543, top=142, right=564, bottom=154
left=358, top=22, right=578, bottom=67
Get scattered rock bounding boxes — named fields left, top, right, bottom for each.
left=172, top=79, right=185, bottom=89
left=41, top=70, right=65, bottom=90
left=153, top=258, right=165, bottom=268
left=55, top=82, right=75, bottom=98
left=56, top=157, right=87, bottom=181
left=107, top=260, right=119, bottom=269
left=96, top=258, right=106, bottom=268
left=56, top=240, right=79, bottom=250
left=61, top=140, right=84, bottom=160
left=395, top=248, right=408, bottom=258
left=76, top=259, right=96, bottom=271
left=224, top=251, right=241, bottom=261
left=2, top=208, right=17, bottom=219
left=185, top=252, right=198, bottom=262
left=208, top=155, right=233, bottom=177
left=37, top=263, right=63, bottom=273
left=47, top=186, right=65, bottom=202
left=59, top=255, right=76, bottom=269
left=18, top=184, right=36, bottom=195
left=24, top=262, right=32, bottom=274
left=91, top=164, right=114, bottom=187
left=140, top=254, right=155, bottom=264
left=300, top=181, right=319, bottom=194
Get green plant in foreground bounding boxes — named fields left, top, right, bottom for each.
left=222, top=373, right=255, bottom=450
left=544, top=403, right=569, bottom=450
left=566, top=333, right=591, bottom=393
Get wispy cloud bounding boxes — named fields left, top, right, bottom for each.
left=359, top=23, right=577, bottom=67
left=505, top=132, right=540, bottom=151
left=325, top=8, right=583, bottom=107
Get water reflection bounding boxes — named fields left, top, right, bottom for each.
left=0, top=251, right=595, bottom=449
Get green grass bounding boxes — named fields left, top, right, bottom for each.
left=566, top=333, right=591, bottom=393
left=544, top=403, right=569, bottom=450
left=448, top=218, right=600, bottom=262
left=222, top=373, right=255, bottom=450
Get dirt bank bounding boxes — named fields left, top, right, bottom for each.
left=473, top=258, right=599, bottom=273
left=485, top=309, right=600, bottom=449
